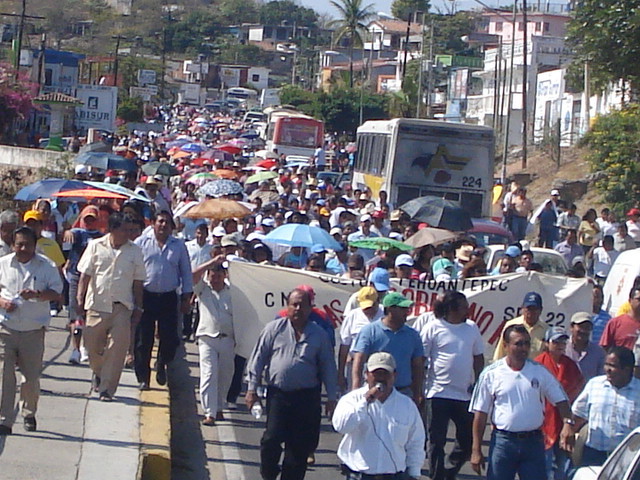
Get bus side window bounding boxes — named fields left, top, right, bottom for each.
left=363, top=136, right=373, bottom=173
left=380, top=136, right=389, bottom=173
left=371, top=135, right=383, bottom=175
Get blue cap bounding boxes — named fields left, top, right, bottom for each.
left=368, top=267, right=390, bottom=292
left=316, top=199, right=326, bottom=206
left=311, top=243, right=327, bottom=254
left=522, top=291, right=542, bottom=309
left=505, top=245, right=522, bottom=258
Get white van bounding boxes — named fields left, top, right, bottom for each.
left=602, top=248, right=640, bottom=316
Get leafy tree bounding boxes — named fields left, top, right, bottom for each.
left=430, top=11, right=479, bottom=55
left=581, top=105, right=640, bottom=215
left=567, top=0, right=640, bottom=99
left=165, top=10, right=221, bottom=54
left=0, top=63, right=36, bottom=143
left=117, top=96, right=144, bottom=122
left=216, top=0, right=260, bottom=25
left=216, top=44, right=272, bottom=68
left=259, top=0, right=318, bottom=27
left=391, top=0, right=430, bottom=22
left=329, top=0, right=375, bottom=87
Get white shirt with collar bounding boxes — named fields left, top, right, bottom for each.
left=470, top=358, right=567, bottom=432
left=194, top=282, right=234, bottom=339
left=0, top=253, right=63, bottom=331
left=332, top=386, right=425, bottom=477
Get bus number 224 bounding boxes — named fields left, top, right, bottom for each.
left=462, top=176, right=482, bottom=188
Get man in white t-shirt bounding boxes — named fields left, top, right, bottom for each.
left=338, top=286, right=384, bottom=393
left=419, top=291, right=484, bottom=480
left=312, top=145, right=326, bottom=171
left=469, top=324, right=572, bottom=480
left=591, top=235, right=619, bottom=283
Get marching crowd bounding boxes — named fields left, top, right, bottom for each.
left=0, top=105, right=638, bottom=480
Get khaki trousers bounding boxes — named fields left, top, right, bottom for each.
left=0, top=325, right=45, bottom=427
left=84, top=303, right=132, bottom=396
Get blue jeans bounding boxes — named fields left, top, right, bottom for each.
left=511, top=216, right=528, bottom=241
left=545, top=443, right=571, bottom=480
left=488, top=430, right=546, bottom=480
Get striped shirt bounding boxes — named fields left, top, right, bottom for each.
left=572, top=375, right=640, bottom=452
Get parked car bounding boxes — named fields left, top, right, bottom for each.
left=317, top=170, right=352, bottom=190
left=483, top=245, right=568, bottom=275
left=468, top=218, right=513, bottom=246
left=572, top=427, right=640, bottom=480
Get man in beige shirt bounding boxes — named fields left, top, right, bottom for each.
left=77, top=213, right=146, bottom=401
left=0, top=227, right=63, bottom=434
left=493, top=291, right=549, bottom=361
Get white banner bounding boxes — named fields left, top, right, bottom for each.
left=229, top=262, right=592, bottom=359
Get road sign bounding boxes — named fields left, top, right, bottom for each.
left=137, top=69, right=157, bottom=86
left=130, top=86, right=158, bottom=100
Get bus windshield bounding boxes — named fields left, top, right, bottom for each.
left=278, top=121, right=320, bottom=148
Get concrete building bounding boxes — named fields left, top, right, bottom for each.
left=465, top=6, right=572, bottom=145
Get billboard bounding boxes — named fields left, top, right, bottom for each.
left=75, top=85, right=118, bottom=131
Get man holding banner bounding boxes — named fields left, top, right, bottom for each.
left=245, top=287, right=337, bottom=480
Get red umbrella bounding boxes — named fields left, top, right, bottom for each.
left=191, top=157, right=214, bottom=167
left=256, top=159, right=278, bottom=169
left=215, top=144, right=242, bottom=155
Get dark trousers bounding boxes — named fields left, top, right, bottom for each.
left=134, top=290, right=178, bottom=384
left=427, top=397, right=473, bottom=480
left=182, top=301, right=199, bottom=339
left=580, top=445, right=608, bottom=467
left=261, top=386, right=321, bottom=480
left=226, top=355, right=246, bottom=403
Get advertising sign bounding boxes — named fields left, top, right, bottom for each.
left=75, top=85, right=118, bottom=131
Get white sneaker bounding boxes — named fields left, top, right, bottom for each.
left=69, top=349, right=81, bottom=365
left=50, top=309, right=59, bottom=317
left=80, top=346, right=89, bottom=362
left=225, top=401, right=237, bottom=410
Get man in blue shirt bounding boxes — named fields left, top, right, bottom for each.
left=134, top=210, right=193, bottom=390
left=351, top=292, right=424, bottom=405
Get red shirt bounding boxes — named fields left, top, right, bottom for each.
left=535, top=352, right=584, bottom=449
left=599, top=314, right=640, bottom=350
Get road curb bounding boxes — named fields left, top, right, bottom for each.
left=138, top=349, right=171, bottom=480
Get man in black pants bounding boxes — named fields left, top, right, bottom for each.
left=134, top=211, right=192, bottom=390
left=245, top=288, right=337, bottom=480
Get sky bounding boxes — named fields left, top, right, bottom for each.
left=298, top=0, right=500, bottom=18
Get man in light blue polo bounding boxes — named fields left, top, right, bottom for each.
left=350, top=292, right=424, bottom=405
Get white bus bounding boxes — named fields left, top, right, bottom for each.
left=226, top=87, right=258, bottom=107
left=263, top=107, right=324, bottom=158
left=353, top=118, right=495, bottom=218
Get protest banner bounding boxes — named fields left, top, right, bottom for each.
left=229, top=261, right=592, bottom=359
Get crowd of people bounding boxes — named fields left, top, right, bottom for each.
left=502, top=183, right=640, bottom=283
left=0, top=104, right=638, bottom=480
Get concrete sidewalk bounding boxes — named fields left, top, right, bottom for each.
left=0, top=314, right=169, bottom=480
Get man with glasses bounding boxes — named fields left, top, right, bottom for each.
left=470, top=325, right=572, bottom=480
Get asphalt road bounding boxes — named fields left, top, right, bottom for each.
left=170, top=340, right=489, bottom=480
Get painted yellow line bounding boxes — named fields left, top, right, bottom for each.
left=138, top=347, right=171, bottom=480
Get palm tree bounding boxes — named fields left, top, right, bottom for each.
left=329, top=0, right=375, bottom=88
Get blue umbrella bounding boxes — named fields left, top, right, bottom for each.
left=240, top=131, right=259, bottom=139
left=197, top=179, right=243, bottom=198
left=166, top=139, right=190, bottom=148
left=75, top=152, right=138, bottom=172
left=263, top=224, right=343, bottom=250
left=14, top=178, right=93, bottom=201
left=181, top=143, right=205, bottom=153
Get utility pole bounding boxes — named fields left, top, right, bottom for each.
left=501, top=2, right=518, bottom=186
left=521, top=0, right=528, bottom=169
left=416, top=15, right=427, bottom=118
left=401, top=12, right=413, bottom=80
left=1, top=1, right=45, bottom=74
left=112, top=34, right=124, bottom=87
left=425, top=18, right=435, bottom=118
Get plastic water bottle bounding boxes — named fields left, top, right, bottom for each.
left=251, top=402, right=263, bottom=419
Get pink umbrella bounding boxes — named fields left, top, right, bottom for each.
left=228, top=138, right=248, bottom=147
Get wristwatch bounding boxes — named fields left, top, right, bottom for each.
left=564, top=418, right=576, bottom=425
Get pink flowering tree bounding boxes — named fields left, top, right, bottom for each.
left=0, top=63, right=38, bottom=143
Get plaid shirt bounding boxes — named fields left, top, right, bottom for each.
left=572, top=375, right=640, bottom=452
